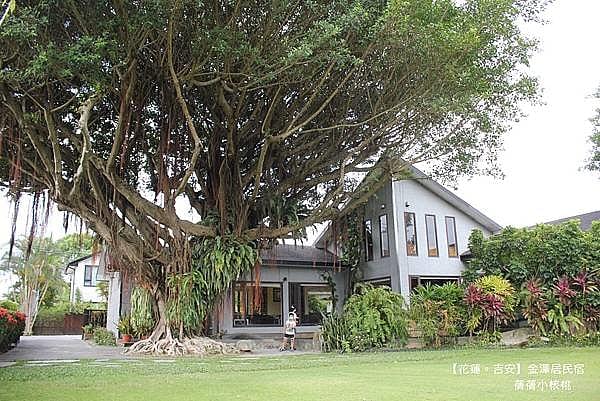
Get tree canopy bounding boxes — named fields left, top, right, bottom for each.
left=464, top=221, right=600, bottom=288
left=1, top=0, right=546, bottom=342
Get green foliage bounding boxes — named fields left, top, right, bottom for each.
left=0, top=300, right=18, bottom=311
left=409, top=282, right=467, bottom=347
left=96, top=281, right=108, bottom=303
left=585, top=86, right=600, bottom=173
left=322, top=284, right=407, bottom=352
left=547, top=304, right=583, bottom=336
left=340, top=211, right=364, bottom=294
left=464, top=275, right=515, bottom=334
left=167, top=236, right=257, bottom=336
left=117, top=315, right=133, bottom=335
left=464, top=221, right=600, bottom=288
left=520, top=271, right=600, bottom=338
left=92, top=327, right=116, bottom=346
left=130, top=287, right=155, bottom=337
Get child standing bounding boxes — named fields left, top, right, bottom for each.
left=280, top=312, right=297, bottom=351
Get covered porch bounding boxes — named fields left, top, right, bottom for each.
left=215, top=244, right=347, bottom=338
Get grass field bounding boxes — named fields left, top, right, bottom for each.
left=0, top=347, right=599, bottom=401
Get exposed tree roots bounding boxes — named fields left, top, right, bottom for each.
left=125, top=337, right=238, bottom=356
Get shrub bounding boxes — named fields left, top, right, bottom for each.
left=464, top=221, right=600, bottom=289
left=117, top=315, right=133, bottom=336
left=321, top=284, right=408, bottom=352
left=0, top=308, right=26, bottom=352
left=465, top=275, right=515, bottom=336
left=93, top=327, right=116, bottom=346
left=0, top=300, right=19, bottom=311
left=409, top=282, right=466, bottom=347
left=520, top=271, right=599, bottom=337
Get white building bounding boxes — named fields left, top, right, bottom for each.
left=65, top=252, right=124, bottom=335
left=316, top=165, right=502, bottom=303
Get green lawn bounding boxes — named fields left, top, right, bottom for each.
left=1, top=347, right=599, bottom=401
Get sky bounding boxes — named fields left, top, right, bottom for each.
left=452, top=0, right=600, bottom=227
left=1, top=0, right=600, bottom=294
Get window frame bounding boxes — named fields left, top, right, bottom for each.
left=289, top=282, right=333, bottom=326
left=409, top=275, right=461, bottom=292
left=379, top=214, right=390, bottom=258
left=425, top=214, right=439, bottom=257
left=232, top=281, right=284, bottom=327
left=364, top=219, right=374, bottom=261
left=445, top=216, right=459, bottom=258
left=83, top=265, right=97, bottom=287
left=404, top=212, right=418, bottom=256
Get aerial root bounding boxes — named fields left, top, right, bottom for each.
left=125, top=337, right=238, bottom=356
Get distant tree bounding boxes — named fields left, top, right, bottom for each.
left=586, top=87, right=600, bottom=173
left=0, top=234, right=93, bottom=334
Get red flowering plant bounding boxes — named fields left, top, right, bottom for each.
left=553, top=276, right=576, bottom=307
left=0, top=307, right=26, bottom=353
left=464, top=276, right=515, bottom=336
left=520, top=278, right=548, bottom=335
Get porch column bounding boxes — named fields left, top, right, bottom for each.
left=282, top=278, right=290, bottom=319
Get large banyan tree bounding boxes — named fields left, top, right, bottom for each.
left=0, top=0, right=545, bottom=352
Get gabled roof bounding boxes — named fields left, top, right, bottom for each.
left=536, top=210, right=600, bottom=231
left=64, top=253, right=100, bottom=274
left=260, top=243, right=342, bottom=268
left=407, top=165, right=502, bottom=233
left=315, top=164, right=502, bottom=248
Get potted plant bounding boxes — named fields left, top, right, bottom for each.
left=117, top=315, right=134, bottom=343
left=82, top=324, right=94, bottom=340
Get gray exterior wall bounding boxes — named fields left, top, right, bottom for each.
left=357, top=178, right=494, bottom=303
left=359, top=181, right=401, bottom=292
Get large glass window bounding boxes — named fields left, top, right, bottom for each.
left=363, top=277, right=392, bottom=288
left=410, top=276, right=460, bottom=292
left=232, top=282, right=282, bottom=327
left=445, top=216, right=458, bottom=257
left=364, top=220, right=374, bottom=261
left=289, top=283, right=333, bottom=325
left=379, top=214, right=390, bottom=257
left=404, top=212, right=418, bottom=256
left=425, top=214, right=439, bottom=257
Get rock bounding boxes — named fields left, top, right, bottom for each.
left=500, top=328, right=535, bottom=346
left=236, top=340, right=255, bottom=352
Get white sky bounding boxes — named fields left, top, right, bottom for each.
left=1, top=0, right=600, bottom=294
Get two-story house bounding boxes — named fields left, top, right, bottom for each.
left=315, top=165, right=501, bottom=304
left=102, top=165, right=500, bottom=338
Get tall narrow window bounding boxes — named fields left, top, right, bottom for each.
left=445, top=216, right=458, bottom=257
left=425, top=214, right=439, bottom=257
left=84, top=265, right=95, bottom=286
left=404, top=212, right=418, bottom=256
left=364, top=220, right=374, bottom=261
left=379, top=214, right=390, bottom=257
